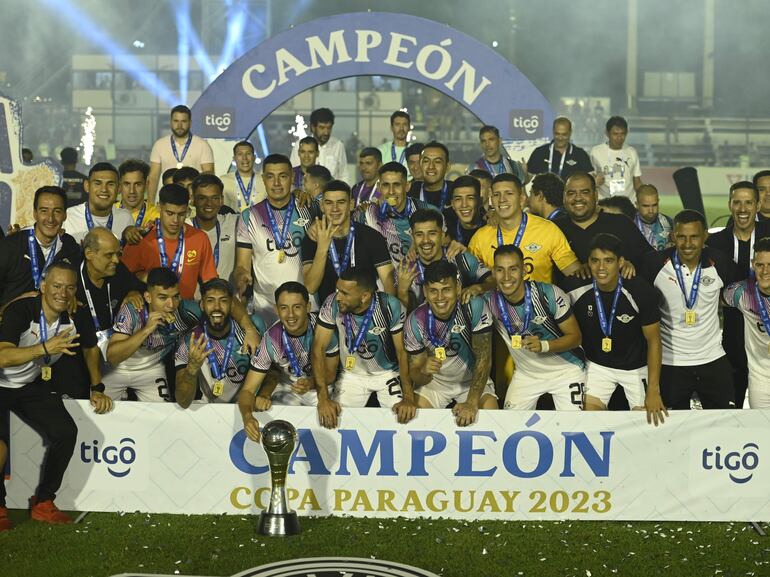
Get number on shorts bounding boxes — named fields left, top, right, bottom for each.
left=569, top=382, right=584, bottom=408
left=156, top=377, right=170, bottom=401
left=387, top=377, right=402, bottom=397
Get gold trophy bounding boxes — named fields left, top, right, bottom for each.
left=257, top=420, right=301, bottom=536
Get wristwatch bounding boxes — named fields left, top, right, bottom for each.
left=90, top=383, right=106, bottom=394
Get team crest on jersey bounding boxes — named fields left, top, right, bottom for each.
left=524, top=242, right=542, bottom=253
left=701, top=276, right=715, bottom=286
left=532, top=315, right=547, bottom=325
left=566, top=159, right=576, bottom=166
left=369, top=326, right=386, bottom=335
left=587, top=304, right=593, bottom=317
left=186, top=249, right=198, bottom=263
left=616, top=314, right=635, bottom=323
left=451, top=324, right=466, bottom=333
left=294, top=217, right=310, bottom=227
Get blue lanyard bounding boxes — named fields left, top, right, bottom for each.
left=415, top=248, right=448, bottom=284
left=593, top=279, right=623, bottom=338
left=426, top=306, right=454, bottom=349
left=380, top=197, right=414, bottom=220
left=548, top=143, right=570, bottom=177
left=39, top=310, right=61, bottom=364
left=672, top=251, right=702, bottom=309
left=547, top=208, right=564, bottom=221
left=391, top=144, right=406, bottom=164
left=155, top=219, right=185, bottom=277
left=235, top=172, right=254, bottom=208
left=202, top=324, right=235, bottom=382
left=496, top=283, right=531, bottom=337
left=266, top=197, right=296, bottom=252
left=293, top=167, right=304, bottom=190
left=28, top=230, right=57, bottom=290
left=170, top=133, right=192, bottom=165
left=193, top=217, right=220, bottom=267
left=497, top=212, right=528, bottom=248
left=344, top=297, right=376, bottom=356
left=483, top=157, right=506, bottom=176
left=354, top=181, right=376, bottom=205
left=134, top=202, right=147, bottom=227
left=329, top=224, right=355, bottom=276
left=753, top=281, right=770, bottom=337
left=280, top=327, right=304, bottom=377
left=420, top=182, right=449, bottom=208
left=85, top=203, right=113, bottom=231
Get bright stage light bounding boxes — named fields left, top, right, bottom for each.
left=80, top=107, right=96, bottom=165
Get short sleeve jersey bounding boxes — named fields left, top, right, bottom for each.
left=111, top=300, right=201, bottom=371
left=250, top=313, right=339, bottom=387
left=404, top=297, right=492, bottom=384
left=236, top=199, right=311, bottom=319
left=174, top=314, right=266, bottom=403
left=318, top=291, right=404, bottom=376
left=469, top=214, right=579, bottom=283
left=723, top=280, right=770, bottom=384
left=0, top=298, right=97, bottom=388
left=121, top=223, right=217, bottom=300
left=353, top=199, right=436, bottom=266
left=561, top=276, right=661, bottom=370
left=408, top=253, right=491, bottom=308
left=483, top=282, right=585, bottom=379
left=149, top=134, right=214, bottom=173
left=65, top=203, right=135, bottom=245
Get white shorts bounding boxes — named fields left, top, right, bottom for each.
left=504, top=366, right=584, bottom=411
left=103, top=366, right=168, bottom=402
left=585, top=362, right=647, bottom=408
left=271, top=384, right=320, bottom=407
left=415, top=378, right=497, bottom=409
left=748, top=374, right=770, bottom=409
left=333, top=371, right=402, bottom=408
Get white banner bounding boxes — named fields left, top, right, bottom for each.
left=7, top=401, right=770, bottom=521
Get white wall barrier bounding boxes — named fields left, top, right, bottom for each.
left=7, top=401, right=770, bottom=521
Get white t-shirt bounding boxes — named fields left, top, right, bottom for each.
left=150, top=133, right=215, bottom=173
left=589, top=142, right=642, bottom=198
left=65, top=202, right=135, bottom=244
left=290, top=136, right=349, bottom=182
left=219, top=171, right=267, bottom=212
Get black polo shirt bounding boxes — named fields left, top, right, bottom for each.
left=554, top=212, right=654, bottom=268
left=443, top=207, right=485, bottom=246
left=527, top=141, right=593, bottom=179
left=408, top=180, right=452, bottom=210
left=0, top=228, right=81, bottom=307
left=76, top=262, right=145, bottom=332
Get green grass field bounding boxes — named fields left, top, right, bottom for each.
left=658, top=194, right=731, bottom=229
left=1, top=510, right=768, bottom=577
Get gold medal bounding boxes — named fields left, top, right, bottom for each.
left=386, top=196, right=398, bottom=206
left=511, top=335, right=522, bottom=349
left=685, top=310, right=697, bottom=326
left=345, top=355, right=356, bottom=370
left=41, top=366, right=52, bottom=381
left=434, top=347, right=446, bottom=360
left=602, top=337, right=612, bottom=352
left=277, top=250, right=286, bottom=263
left=212, top=380, right=224, bottom=397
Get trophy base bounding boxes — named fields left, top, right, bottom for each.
left=258, top=511, right=301, bottom=536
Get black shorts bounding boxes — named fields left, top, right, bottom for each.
left=660, top=355, right=735, bottom=409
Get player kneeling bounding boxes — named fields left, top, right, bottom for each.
left=404, top=261, right=498, bottom=426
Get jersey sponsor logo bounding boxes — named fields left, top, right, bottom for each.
left=524, top=242, right=542, bottom=253
left=265, top=234, right=303, bottom=257
left=616, top=314, right=635, bottom=323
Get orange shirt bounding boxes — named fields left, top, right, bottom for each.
left=122, top=223, right=217, bottom=299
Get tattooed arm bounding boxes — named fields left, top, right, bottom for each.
left=452, top=329, right=492, bottom=426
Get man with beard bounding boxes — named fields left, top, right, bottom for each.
left=147, top=105, right=215, bottom=202
left=290, top=108, right=348, bottom=182
left=467, top=125, right=526, bottom=184
left=634, top=184, right=674, bottom=250
left=175, top=279, right=265, bottom=407
left=405, top=261, right=498, bottom=425
left=312, top=267, right=416, bottom=428
left=707, top=181, right=770, bottom=408
left=302, top=180, right=394, bottom=305
left=220, top=141, right=266, bottom=212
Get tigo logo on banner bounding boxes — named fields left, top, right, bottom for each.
left=689, top=430, right=765, bottom=496
left=73, top=430, right=149, bottom=491
left=509, top=110, right=543, bottom=138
